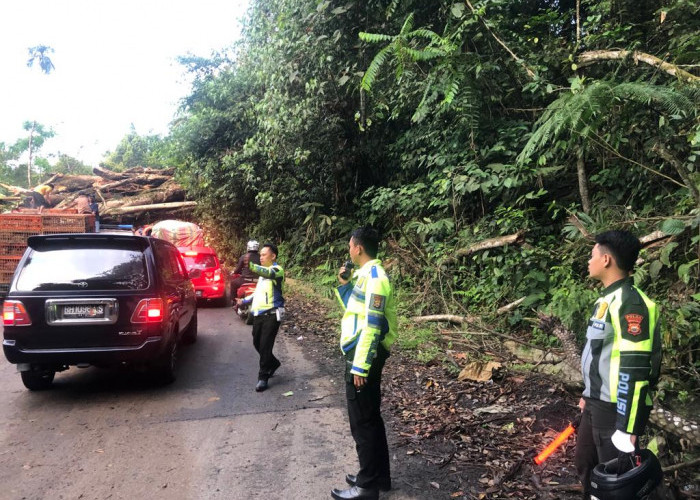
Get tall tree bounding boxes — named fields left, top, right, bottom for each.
left=27, top=45, right=55, bottom=75
left=12, top=121, right=55, bottom=186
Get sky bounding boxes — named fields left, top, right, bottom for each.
left=0, top=0, right=250, bottom=167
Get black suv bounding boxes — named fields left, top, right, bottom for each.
left=2, top=234, right=197, bottom=390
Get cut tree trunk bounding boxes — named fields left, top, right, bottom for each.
left=107, top=201, right=197, bottom=215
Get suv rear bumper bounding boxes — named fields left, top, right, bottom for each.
left=2, top=336, right=165, bottom=366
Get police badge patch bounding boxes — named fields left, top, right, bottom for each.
left=369, top=293, right=386, bottom=311
left=625, top=314, right=644, bottom=335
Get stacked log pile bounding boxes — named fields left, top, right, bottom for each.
left=0, top=166, right=196, bottom=226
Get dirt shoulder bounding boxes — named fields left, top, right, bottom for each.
left=284, top=283, right=583, bottom=500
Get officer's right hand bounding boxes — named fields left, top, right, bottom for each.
left=338, top=266, right=349, bottom=285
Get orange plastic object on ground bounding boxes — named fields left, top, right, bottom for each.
left=534, top=424, right=576, bottom=465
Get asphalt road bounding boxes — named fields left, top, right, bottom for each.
left=0, top=305, right=374, bottom=500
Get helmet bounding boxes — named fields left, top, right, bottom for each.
left=590, top=449, right=662, bottom=500
left=246, top=240, right=259, bottom=252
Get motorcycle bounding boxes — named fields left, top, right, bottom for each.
left=231, top=273, right=257, bottom=324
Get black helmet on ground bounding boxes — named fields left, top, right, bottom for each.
left=590, top=449, right=662, bottom=500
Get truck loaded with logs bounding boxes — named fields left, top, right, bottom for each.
left=0, top=166, right=198, bottom=298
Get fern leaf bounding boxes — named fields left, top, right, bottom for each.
left=399, top=13, right=415, bottom=36
left=402, top=47, right=446, bottom=61
left=361, top=44, right=394, bottom=91
left=613, top=82, right=694, bottom=116
left=385, top=0, right=400, bottom=19
left=359, top=32, right=395, bottom=44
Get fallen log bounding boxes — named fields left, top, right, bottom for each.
left=443, top=232, right=525, bottom=264
left=100, top=180, right=186, bottom=213
left=55, top=175, right=101, bottom=193
left=496, top=297, right=525, bottom=315
left=412, top=314, right=478, bottom=324
left=0, top=182, right=31, bottom=195
left=92, top=166, right=127, bottom=181
left=123, top=166, right=175, bottom=176
left=107, top=201, right=197, bottom=215
left=98, top=174, right=171, bottom=192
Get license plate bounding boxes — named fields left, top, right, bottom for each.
left=63, top=305, right=105, bottom=318
left=196, top=290, right=202, bottom=297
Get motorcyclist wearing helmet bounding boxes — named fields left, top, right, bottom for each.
left=231, top=240, right=261, bottom=299
left=577, top=230, right=662, bottom=499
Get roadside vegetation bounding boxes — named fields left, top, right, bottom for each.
left=2, top=0, right=697, bottom=458
left=166, top=0, right=699, bottom=409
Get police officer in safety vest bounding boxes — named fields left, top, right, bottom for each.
left=244, top=242, right=284, bottom=392
left=331, top=227, right=397, bottom=500
left=576, top=230, right=662, bottom=499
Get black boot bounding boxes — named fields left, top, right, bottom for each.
left=330, top=486, right=378, bottom=500
left=345, top=474, right=391, bottom=492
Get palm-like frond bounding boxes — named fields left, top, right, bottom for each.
left=399, top=13, right=415, bottom=36
left=385, top=0, right=400, bottom=20
left=612, top=82, right=694, bottom=116
left=358, top=32, right=395, bottom=44
left=517, top=80, right=697, bottom=164
left=361, top=44, right=394, bottom=91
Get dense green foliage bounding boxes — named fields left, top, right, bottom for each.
left=171, top=1, right=699, bottom=392
left=102, top=126, right=174, bottom=171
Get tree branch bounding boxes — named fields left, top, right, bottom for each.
left=651, top=144, right=700, bottom=207
left=443, top=232, right=524, bottom=264
left=577, top=50, right=700, bottom=83
left=464, top=0, right=535, bottom=80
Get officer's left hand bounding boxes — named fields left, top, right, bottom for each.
left=353, top=374, right=366, bottom=390
left=611, top=430, right=636, bottom=452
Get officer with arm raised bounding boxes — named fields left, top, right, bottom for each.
left=244, top=242, right=284, bottom=392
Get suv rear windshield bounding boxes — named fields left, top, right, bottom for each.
left=182, top=254, right=217, bottom=270
left=15, top=242, right=149, bottom=291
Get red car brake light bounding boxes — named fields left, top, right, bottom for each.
left=3, top=300, right=32, bottom=326
left=183, top=251, right=198, bottom=257
left=213, top=269, right=222, bottom=282
left=131, top=298, right=164, bottom=323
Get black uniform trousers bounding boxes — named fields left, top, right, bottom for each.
left=252, top=312, right=281, bottom=381
left=345, top=344, right=391, bottom=490
left=575, top=398, right=618, bottom=499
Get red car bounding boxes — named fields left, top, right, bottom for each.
left=178, top=246, right=231, bottom=306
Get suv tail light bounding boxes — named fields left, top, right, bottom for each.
left=3, top=300, right=32, bottom=326
left=131, top=298, right=164, bottom=323
left=213, top=269, right=222, bottom=282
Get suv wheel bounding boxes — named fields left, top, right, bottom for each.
left=153, top=340, right=177, bottom=384
left=21, top=369, right=55, bottom=391
left=182, top=313, right=198, bottom=344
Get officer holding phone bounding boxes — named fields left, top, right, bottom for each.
left=331, top=227, right=397, bottom=500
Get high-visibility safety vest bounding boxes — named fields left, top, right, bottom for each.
left=335, top=259, right=397, bottom=377
left=249, top=262, right=284, bottom=316
left=582, top=277, right=661, bottom=435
